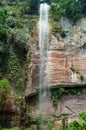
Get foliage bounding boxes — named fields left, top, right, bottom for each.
left=0, top=127, right=19, bottom=130
left=78, top=0, right=86, bottom=15
left=0, top=79, right=12, bottom=105
left=11, top=29, right=28, bottom=60
left=0, top=8, right=9, bottom=42
left=7, top=50, right=26, bottom=93
left=79, top=112, right=86, bottom=122
left=6, top=17, right=18, bottom=28
left=0, top=8, right=7, bottom=24
left=0, top=8, right=10, bottom=74
left=36, top=114, right=42, bottom=125
left=62, top=116, right=68, bottom=130
left=1, top=2, right=28, bottom=94
left=51, top=88, right=65, bottom=107
left=51, top=87, right=84, bottom=107
left=26, top=128, right=32, bottom=130
left=0, top=127, right=32, bottom=130
left=13, top=29, right=27, bottom=48
left=0, top=42, right=9, bottom=55
left=50, top=0, right=82, bottom=21
left=27, top=0, right=39, bottom=15
left=65, top=112, right=86, bottom=130
left=47, top=117, right=55, bottom=130
left=68, top=120, right=81, bottom=130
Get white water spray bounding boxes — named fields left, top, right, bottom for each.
left=39, top=2, right=49, bottom=126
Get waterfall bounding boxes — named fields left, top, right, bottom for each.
left=38, top=2, right=49, bottom=128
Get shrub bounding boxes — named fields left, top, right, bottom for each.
left=68, top=120, right=81, bottom=130
left=0, top=79, right=12, bottom=105
left=79, top=112, right=86, bottom=122
left=12, top=29, right=28, bottom=59
left=27, top=0, right=39, bottom=15
left=0, top=41, right=9, bottom=55
left=51, top=88, right=65, bottom=107
left=0, top=26, right=9, bottom=42
left=62, top=116, right=68, bottom=130
left=50, top=0, right=82, bottom=21
left=47, top=117, right=55, bottom=130
left=0, top=8, right=7, bottom=24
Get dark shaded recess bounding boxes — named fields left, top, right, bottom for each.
left=9, top=33, right=28, bottom=61
left=0, top=112, right=16, bottom=128
left=76, top=43, right=86, bottom=52
left=80, top=43, right=86, bottom=49
left=60, top=32, right=67, bottom=38
left=14, top=45, right=28, bottom=61
left=28, top=0, right=39, bottom=15
left=40, top=0, right=50, bottom=4
left=0, top=48, right=9, bottom=76
left=25, top=95, right=38, bottom=104
left=25, top=84, right=86, bottom=99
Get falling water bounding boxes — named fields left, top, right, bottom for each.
left=38, top=2, right=49, bottom=129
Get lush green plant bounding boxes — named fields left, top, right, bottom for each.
left=0, top=8, right=10, bottom=73
left=47, top=117, right=55, bottom=130
left=12, top=29, right=28, bottom=60
left=62, top=116, right=68, bottom=130
left=36, top=114, right=42, bottom=125
left=0, top=79, right=12, bottom=105
left=51, top=88, right=65, bottom=107
left=0, top=8, right=7, bottom=24
left=64, top=0, right=81, bottom=21
left=26, top=128, right=32, bottom=130
left=79, top=112, right=86, bottom=122
left=68, top=120, right=81, bottom=130
left=0, top=42, right=9, bottom=55
left=7, top=50, right=25, bottom=93
left=0, top=127, right=32, bottom=130
left=51, top=87, right=84, bottom=107
left=35, top=114, right=42, bottom=130
left=50, top=0, right=82, bottom=21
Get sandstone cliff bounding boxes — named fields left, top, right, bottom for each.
left=26, top=17, right=86, bottom=97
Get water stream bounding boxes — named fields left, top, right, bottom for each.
left=38, top=2, right=49, bottom=129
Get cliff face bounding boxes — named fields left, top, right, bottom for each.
left=25, top=17, right=86, bottom=122
left=26, top=17, right=86, bottom=97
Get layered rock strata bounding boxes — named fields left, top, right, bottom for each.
left=26, top=17, right=86, bottom=97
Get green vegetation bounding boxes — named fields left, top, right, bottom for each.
left=50, top=0, right=86, bottom=21
left=47, top=117, right=55, bottom=130
left=0, top=79, right=12, bottom=105
left=50, top=0, right=81, bottom=21
left=51, top=87, right=84, bottom=107
left=51, top=88, right=65, bottom=107
left=0, top=127, right=32, bottom=130
left=79, top=112, right=86, bottom=122
left=0, top=0, right=86, bottom=94
left=0, top=1, right=34, bottom=94
left=0, top=0, right=86, bottom=129
left=62, top=116, right=68, bottom=130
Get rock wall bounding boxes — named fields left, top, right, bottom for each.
left=25, top=17, right=86, bottom=123
left=28, top=90, right=86, bottom=121
left=26, top=17, right=86, bottom=97
left=0, top=96, right=17, bottom=128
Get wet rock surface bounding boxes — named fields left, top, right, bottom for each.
left=25, top=17, right=86, bottom=122
left=26, top=18, right=86, bottom=97
left=28, top=91, right=86, bottom=121
left=0, top=98, right=17, bottom=128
